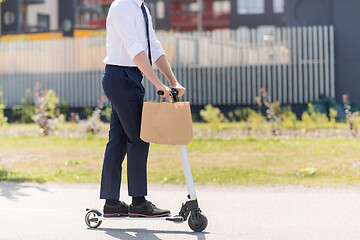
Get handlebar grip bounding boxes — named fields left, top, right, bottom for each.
left=171, top=88, right=179, bottom=102
left=157, top=90, right=164, bottom=96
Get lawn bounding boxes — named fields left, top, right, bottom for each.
left=1, top=128, right=360, bottom=185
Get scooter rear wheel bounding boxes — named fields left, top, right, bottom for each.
left=188, top=212, right=208, bottom=232
left=85, top=210, right=102, bottom=228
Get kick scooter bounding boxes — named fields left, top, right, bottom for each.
left=85, top=88, right=208, bottom=232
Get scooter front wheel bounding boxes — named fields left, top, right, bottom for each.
left=188, top=212, right=208, bottom=232
left=85, top=209, right=102, bottom=228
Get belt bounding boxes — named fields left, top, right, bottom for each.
left=106, top=64, right=141, bottom=73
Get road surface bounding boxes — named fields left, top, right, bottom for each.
left=0, top=182, right=360, bottom=240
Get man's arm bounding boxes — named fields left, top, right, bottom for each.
left=146, top=7, right=185, bottom=97
left=133, top=51, right=171, bottom=98
left=109, top=3, right=170, bottom=98
left=154, top=55, right=186, bottom=97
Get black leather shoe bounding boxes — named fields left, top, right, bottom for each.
left=103, top=201, right=129, bottom=217
left=129, top=201, right=171, bottom=217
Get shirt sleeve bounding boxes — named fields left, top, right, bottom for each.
left=147, top=8, right=166, bottom=63
left=108, top=3, right=145, bottom=60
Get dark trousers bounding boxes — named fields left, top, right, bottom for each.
left=100, top=64, right=149, bottom=199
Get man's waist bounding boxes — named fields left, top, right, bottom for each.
left=105, top=64, right=141, bottom=73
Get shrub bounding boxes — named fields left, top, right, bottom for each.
left=200, top=104, right=226, bottom=130
left=59, top=101, right=68, bottom=120
left=71, top=96, right=106, bottom=135
left=83, top=107, right=94, bottom=118
left=227, top=111, right=236, bottom=122
left=0, top=87, right=8, bottom=127
left=353, top=113, right=360, bottom=131
left=226, top=107, right=252, bottom=122
left=234, top=108, right=252, bottom=121
left=12, top=89, right=35, bottom=123
left=301, top=103, right=329, bottom=130
left=281, top=106, right=298, bottom=130
left=246, top=109, right=265, bottom=130
left=343, top=94, right=359, bottom=136
left=259, top=88, right=282, bottom=136
left=32, top=82, right=64, bottom=136
left=329, top=108, right=338, bottom=126
left=101, top=106, right=112, bottom=122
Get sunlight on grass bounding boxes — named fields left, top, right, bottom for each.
left=1, top=134, right=360, bottom=185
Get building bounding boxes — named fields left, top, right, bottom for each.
left=1, top=0, right=58, bottom=34
left=1, top=0, right=360, bottom=106
left=87, top=0, right=286, bottom=31
left=286, top=0, right=360, bottom=105
left=1, top=0, right=287, bottom=34
left=87, top=0, right=360, bottom=105
left=148, top=0, right=286, bottom=31
left=0, top=0, right=103, bottom=38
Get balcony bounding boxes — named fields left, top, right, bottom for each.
left=170, top=11, right=230, bottom=31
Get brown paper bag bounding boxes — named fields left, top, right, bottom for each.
left=140, top=100, right=193, bottom=145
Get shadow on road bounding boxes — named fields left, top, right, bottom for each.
left=90, top=227, right=208, bottom=240
left=0, top=182, right=49, bottom=201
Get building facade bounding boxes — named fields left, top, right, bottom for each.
left=1, top=0, right=360, bottom=105
left=86, top=0, right=286, bottom=31
left=0, top=0, right=102, bottom=36
left=1, top=0, right=287, bottom=34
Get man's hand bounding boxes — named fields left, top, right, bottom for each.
left=171, top=83, right=186, bottom=98
left=154, top=56, right=186, bottom=97
left=156, top=84, right=171, bottom=98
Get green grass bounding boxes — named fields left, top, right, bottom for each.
left=3, top=122, right=83, bottom=132
left=1, top=134, right=360, bottom=185
left=4, top=121, right=349, bottom=132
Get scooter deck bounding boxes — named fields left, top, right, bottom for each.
left=87, top=210, right=184, bottom=223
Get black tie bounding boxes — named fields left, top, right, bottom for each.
left=141, top=3, right=152, bottom=66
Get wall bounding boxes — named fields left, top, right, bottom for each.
left=285, top=0, right=360, bottom=104
left=332, top=0, right=360, bottom=105
left=285, top=0, right=333, bottom=26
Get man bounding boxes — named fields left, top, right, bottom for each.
left=100, top=0, right=186, bottom=217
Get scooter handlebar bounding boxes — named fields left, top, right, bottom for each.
left=157, top=88, right=179, bottom=102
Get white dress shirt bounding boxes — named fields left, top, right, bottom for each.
left=103, top=0, right=165, bottom=66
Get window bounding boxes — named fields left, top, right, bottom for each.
left=3, top=11, right=16, bottom=26
left=156, top=1, right=165, bottom=19
left=38, top=14, right=50, bottom=30
left=237, top=0, right=264, bottom=15
left=102, top=5, right=110, bottom=18
left=213, top=0, right=231, bottom=14
left=182, top=1, right=202, bottom=12
left=273, top=0, right=284, bottom=13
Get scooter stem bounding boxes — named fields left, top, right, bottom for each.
left=179, top=145, right=197, bottom=200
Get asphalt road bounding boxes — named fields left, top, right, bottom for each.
left=0, top=182, right=360, bottom=240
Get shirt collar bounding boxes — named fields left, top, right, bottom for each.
left=132, top=0, right=143, bottom=8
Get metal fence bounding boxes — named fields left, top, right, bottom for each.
left=0, top=26, right=335, bottom=108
